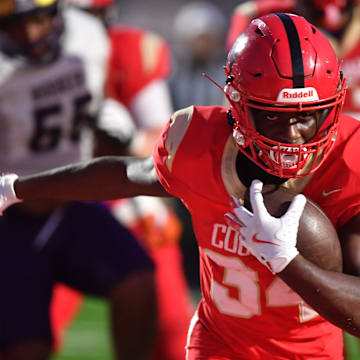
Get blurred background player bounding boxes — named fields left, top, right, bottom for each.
left=70, top=0, right=174, bottom=157
left=0, top=1, right=158, bottom=359
left=63, top=0, right=194, bottom=359
left=226, top=0, right=360, bottom=120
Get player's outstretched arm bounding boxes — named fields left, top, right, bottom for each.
left=1, top=156, right=168, bottom=213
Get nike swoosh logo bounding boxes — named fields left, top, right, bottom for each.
left=322, top=188, right=342, bottom=197
left=252, top=233, right=279, bottom=246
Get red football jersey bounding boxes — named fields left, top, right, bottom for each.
left=105, top=26, right=171, bottom=107
left=153, top=105, right=347, bottom=359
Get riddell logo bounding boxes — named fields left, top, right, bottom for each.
left=283, top=90, right=313, bottom=98
left=277, top=87, right=319, bottom=103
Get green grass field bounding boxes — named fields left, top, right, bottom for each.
left=52, top=297, right=113, bottom=360
left=346, top=334, right=360, bottom=360
left=52, top=296, right=360, bottom=360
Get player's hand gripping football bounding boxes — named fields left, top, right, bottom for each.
left=225, top=179, right=306, bottom=274
left=0, top=174, right=22, bottom=215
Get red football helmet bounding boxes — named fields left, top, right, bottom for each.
left=66, top=0, right=114, bottom=9
left=224, top=13, right=346, bottom=178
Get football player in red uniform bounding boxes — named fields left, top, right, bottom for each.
left=226, top=10, right=360, bottom=356
left=2, top=12, right=360, bottom=359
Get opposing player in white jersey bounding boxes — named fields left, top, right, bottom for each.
left=0, top=1, right=157, bottom=359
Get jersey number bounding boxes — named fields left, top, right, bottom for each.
left=29, top=94, right=91, bottom=152
left=205, top=249, right=318, bottom=322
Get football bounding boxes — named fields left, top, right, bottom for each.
left=244, top=185, right=342, bottom=272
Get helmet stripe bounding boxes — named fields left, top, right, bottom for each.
left=275, top=13, right=305, bottom=88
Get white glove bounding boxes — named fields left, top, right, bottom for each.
left=224, top=179, right=306, bottom=274
left=0, top=174, right=22, bottom=215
